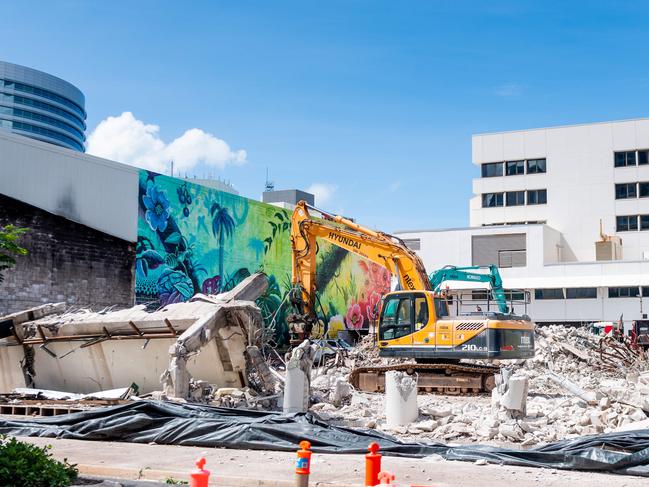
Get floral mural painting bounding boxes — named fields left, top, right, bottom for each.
left=210, top=202, right=236, bottom=292
left=135, top=170, right=391, bottom=347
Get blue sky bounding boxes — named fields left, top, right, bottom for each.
left=4, top=1, right=649, bottom=230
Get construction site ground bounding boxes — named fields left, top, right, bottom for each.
left=16, top=436, right=648, bottom=487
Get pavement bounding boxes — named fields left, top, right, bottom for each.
left=15, top=436, right=649, bottom=487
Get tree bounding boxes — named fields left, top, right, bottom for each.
left=210, top=203, right=235, bottom=291
left=0, top=225, right=28, bottom=283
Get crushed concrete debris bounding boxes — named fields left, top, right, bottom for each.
left=306, top=326, right=649, bottom=446
left=4, top=298, right=648, bottom=449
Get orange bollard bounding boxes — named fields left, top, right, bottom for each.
left=295, top=440, right=312, bottom=487
left=365, top=442, right=382, bottom=486
left=190, top=457, right=210, bottom=487
left=378, top=470, right=395, bottom=485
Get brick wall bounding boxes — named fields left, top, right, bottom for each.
left=0, top=194, right=135, bottom=314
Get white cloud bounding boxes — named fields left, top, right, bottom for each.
left=494, top=82, right=522, bottom=98
left=86, top=112, right=247, bottom=173
left=307, top=183, right=337, bottom=205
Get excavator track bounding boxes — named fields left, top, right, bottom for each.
left=349, top=362, right=499, bottom=395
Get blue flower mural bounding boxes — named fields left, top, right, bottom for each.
left=143, top=181, right=171, bottom=232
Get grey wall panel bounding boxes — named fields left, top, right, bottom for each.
left=472, top=233, right=526, bottom=267
left=0, top=131, right=139, bottom=241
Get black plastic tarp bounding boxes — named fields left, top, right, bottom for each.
left=1, top=400, right=648, bottom=476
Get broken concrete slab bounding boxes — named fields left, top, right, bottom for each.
left=547, top=371, right=599, bottom=405
left=0, top=273, right=269, bottom=396
left=499, top=374, right=528, bottom=415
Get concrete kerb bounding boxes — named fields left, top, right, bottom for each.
left=76, top=464, right=344, bottom=487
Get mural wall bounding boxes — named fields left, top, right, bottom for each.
left=135, top=171, right=390, bottom=346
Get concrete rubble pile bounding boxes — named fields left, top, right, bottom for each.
left=308, top=327, right=649, bottom=446
left=0, top=273, right=285, bottom=408
left=6, top=290, right=648, bottom=447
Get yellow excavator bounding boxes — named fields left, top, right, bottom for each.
left=289, top=200, right=535, bottom=394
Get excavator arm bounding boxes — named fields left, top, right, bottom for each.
left=290, top=201, right=431, bottom=323
left=429, top=265, right=508, bottom=313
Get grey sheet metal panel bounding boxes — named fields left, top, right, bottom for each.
left=472, top=233, right=526, bottom=267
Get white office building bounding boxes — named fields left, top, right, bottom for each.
left=396, top=118, right=649, bottom=330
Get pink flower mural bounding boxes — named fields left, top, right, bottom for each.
left=358, top=261, right=391, bottom=295
left=365, top=291, right=382, bottom=321
left=345, top=302, right=365, bottom=330
left=351, top=261, right=391, bottom=327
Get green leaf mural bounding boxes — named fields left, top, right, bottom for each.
left=135, top=170, right=391, bottom=345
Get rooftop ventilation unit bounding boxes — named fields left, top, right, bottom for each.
left=596, top=220, right=622, bottom=261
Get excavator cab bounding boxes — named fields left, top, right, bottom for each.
left=379, top=292, right=446, bottom=341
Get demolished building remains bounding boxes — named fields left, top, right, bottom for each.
left=0, top=273, right=270, bottom=400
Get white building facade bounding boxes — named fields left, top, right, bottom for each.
left=397, top=119, right=649, bottom=328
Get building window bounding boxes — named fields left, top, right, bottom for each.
left=506, top=191, right=525, bottom=206
left=565, top=287, right=597, bottom=299
left=608, top=287, right=640, bottom=298
left=3, top=79, right=85, bottom=118
left=481, top=162, right=503, bottom=178
left=615, top=182, right=637, bottom=199
left=527, top=189, right=547, bottom=205
left=639, top=182, right=649, bottom=198
left=472, top=290, right=490, bottom=301
left=504, top=290, right=526, bottom=301
left=616, top=215, right=638, bottom=232
left=527, top=158, right=546, bottom=174
left=534, top=288, right=564, bottom=300
left=506, top=160, right=525, bottom=176
left=639, top=150, right=649, bottom=165
left=642, top=287, right=649, bottom=297
left=482, top=192, right=504, bottom=208
left=2, top=119, right=85, bottom=151
left=641, top=215, right=649, bottom=230
left=0, top=106, right=85, bottom=141
left=614, top=151, right=636, bottom=167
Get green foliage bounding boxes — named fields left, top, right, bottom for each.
left=0, top=435, right=77, bottom=487
left=256, top=274, right=283, bottom=321
left=263, top=210, right=290, bottom=254
left=0, top=225, right=28, bottom=283
left=165, top=477, right=188, bottom=485
left=210, top=202, right=235, bottom=240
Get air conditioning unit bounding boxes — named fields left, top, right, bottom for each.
left=596, top=238, right=622, bottom=260
left=596, top=220, right=622, bottom=261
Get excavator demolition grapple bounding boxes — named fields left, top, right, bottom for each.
left=288, top=201, right=535, bottom=394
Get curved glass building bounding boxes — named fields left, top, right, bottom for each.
left=0, top=61, right=86, bottom=152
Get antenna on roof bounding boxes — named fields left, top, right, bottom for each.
left=264, top=167, right=275, bottom=192
left=170, top=160, right=174, bottom=177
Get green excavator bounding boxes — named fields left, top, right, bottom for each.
left=428, top=265, right=510, bottom=314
